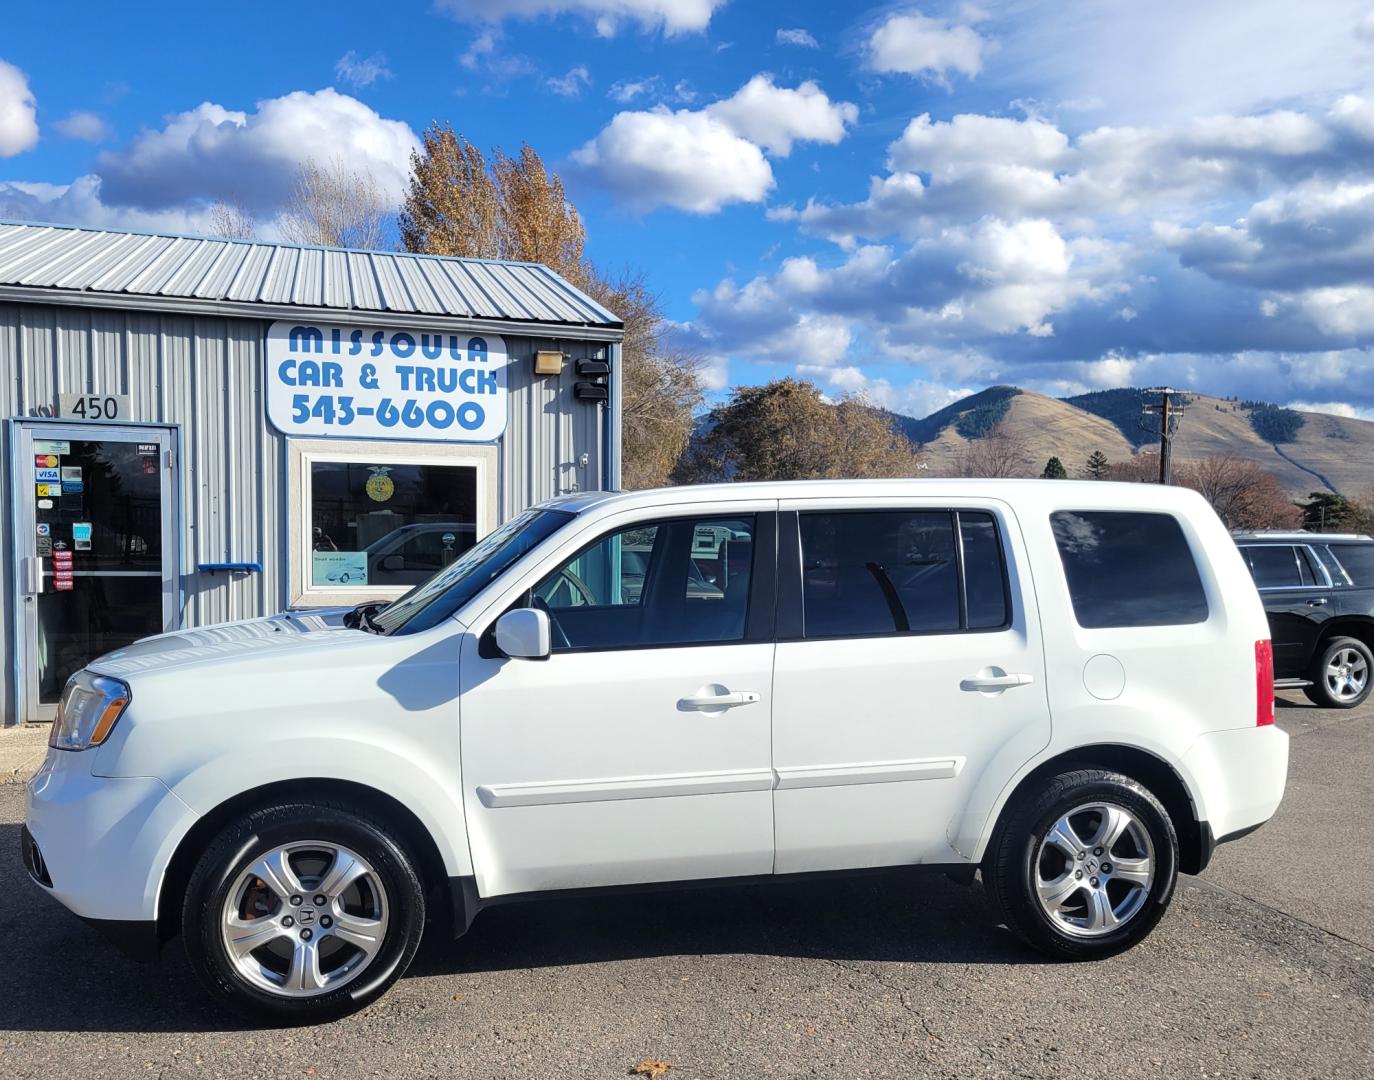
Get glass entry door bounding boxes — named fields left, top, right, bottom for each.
left=13, top=422, right=178, bottom=723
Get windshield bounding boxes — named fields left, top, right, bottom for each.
left=372, top=508, right=574, bottom=635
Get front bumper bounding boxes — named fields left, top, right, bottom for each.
left=24, top=747, right=198, bottom=949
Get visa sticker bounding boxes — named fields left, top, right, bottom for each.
left=35, top=467, right=60, bottom=482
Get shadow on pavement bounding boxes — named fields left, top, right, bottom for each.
left=0, top=819, right=1035, bottom=1034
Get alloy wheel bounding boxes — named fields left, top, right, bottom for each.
left=1033, top=802, right=1155, bottom=938
left=1324, top=647, right=1369, bottom=702
left=220, top=841, right=389, bottom=998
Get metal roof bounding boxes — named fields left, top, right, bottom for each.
left=0, top=220, right=621, bottom=334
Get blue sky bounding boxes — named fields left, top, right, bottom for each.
left=2, top=1, right=1374, bottom=418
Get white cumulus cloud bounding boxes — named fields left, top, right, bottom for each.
left=95, top=88, right=419, bottom=214
left=705, top=75, right=857, bottom=157
left=574, top=75, right=856, bottom=213
left=0, top=59, right=39, bottom=156
left=867, top=12, right=987, bottom=82
left=572, top=108, right=774, bottom=213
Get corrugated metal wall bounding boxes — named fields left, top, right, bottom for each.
left=1, top=300, right=612, bottom=725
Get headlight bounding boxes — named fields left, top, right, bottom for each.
left=50, top=670, right=131, bottom=751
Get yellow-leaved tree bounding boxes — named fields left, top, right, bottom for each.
left=400, top=124, right=701, bottom=488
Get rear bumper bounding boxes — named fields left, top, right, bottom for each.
left=1183, top=724, right=1290, bottom=846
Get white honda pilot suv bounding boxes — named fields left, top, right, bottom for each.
left=25, top=480, right=1289, bottom=1023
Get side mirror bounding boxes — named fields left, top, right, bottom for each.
left=381, top=554, right=405, bottom=572
left=493, top=607, right=551, bottom=660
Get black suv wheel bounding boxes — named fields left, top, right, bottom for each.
left=1304, top=635, right=1373, bottom=709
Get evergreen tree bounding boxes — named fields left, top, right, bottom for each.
left=1084, top=450, right=1110, bottom=480
left=1042, top=456, right=1068, bottom=479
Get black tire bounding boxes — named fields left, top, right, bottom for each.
left=1303, top=636, right=1374, bottom=709
left=984, top=769, right=1178, bottom=960
left=182, top=801, right=426, bottom=1024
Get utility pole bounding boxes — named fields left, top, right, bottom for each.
left=1140, top=388, right=1185, bottom=485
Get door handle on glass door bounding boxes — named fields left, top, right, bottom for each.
left=960, top=673, right=1035, bottom=692
left=21, top=557, right=42, bottom=595
left=677, top=690, right=761, bottom=710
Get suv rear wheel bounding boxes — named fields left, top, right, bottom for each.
left=1304, top=635, right=1373, bottom=709
left=182, top=801, right=426, bottom=1024
left=984, top=769, right=1178, bottom=960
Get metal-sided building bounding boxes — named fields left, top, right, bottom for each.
left=0, top=220, right=623, bottom=726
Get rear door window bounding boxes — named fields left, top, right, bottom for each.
left=1243, top=545, right=1317, bottom=589
left=797, top=509, right=1010, bottom=638
left=1050, top=511, right=1208, bottom=628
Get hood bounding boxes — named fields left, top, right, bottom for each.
left=87, top=608, right=369, bottom=681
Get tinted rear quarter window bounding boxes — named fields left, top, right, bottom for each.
left=1051, top=511, right=1208, bottom=628
left=1325, top=543, right=1374, bottom=586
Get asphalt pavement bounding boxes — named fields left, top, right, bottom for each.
left=1, top=694, right=1371, bottom=1079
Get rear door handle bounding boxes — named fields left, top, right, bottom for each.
left=1306, top=598, right=1328, bottom=606
left=960, top=673, right=1035, bottom=692
left=678, top=691, right=761, bottom=710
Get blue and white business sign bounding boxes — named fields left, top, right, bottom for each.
left=266, top=322, right=508, bottom=442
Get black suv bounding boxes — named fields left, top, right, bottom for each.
left=1235, top=532, right=1374, bottom=708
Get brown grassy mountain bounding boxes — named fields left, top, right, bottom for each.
left=890, top=387, right=1374, bottom=495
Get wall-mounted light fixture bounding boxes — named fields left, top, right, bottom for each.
left=533, top=349, right=565, bottom=376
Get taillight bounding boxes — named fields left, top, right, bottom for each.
left=1255, top=639, right=1275, bottom=726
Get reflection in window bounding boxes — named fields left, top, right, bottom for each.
left=309, top=461, right=478, bottom=588
left=1051, top=511, right=1208, bottom=628
left=533, top=517, right=756, bottom=650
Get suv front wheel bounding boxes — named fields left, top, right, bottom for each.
left=984, top=769, right=1179, bottom=960
left=182, top=801, right=426, bottom=1024
left=1304, top=635, right=1373, bottom=709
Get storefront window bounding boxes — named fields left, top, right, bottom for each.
left=309, top=461, right=479, bottom=589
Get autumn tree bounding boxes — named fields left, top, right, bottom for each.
left=957, top=425, right=1032, bottom=478
left=1042, top=456, right=1068, bottom=479
left=1177, top=455, right=1303, bottom=530
left=674, top=378, right=922, bottom=483
left=279, top=157, right=387, bottom=250
left=207, top=198, right=256, bottom=240
left=1083, top=450, right=1110, bottom=479
left=400, top=124, right=700, bottom=488
left=593, top=271, right=702, bottom=489
left=1108, top=454, right=1162, bottom=483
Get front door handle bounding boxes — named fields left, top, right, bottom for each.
left=678, top=690, right=761, bottom=710
left=960, top=673, right=1035, bottom=692
left=1306, top=598, right=1328, bottom=607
